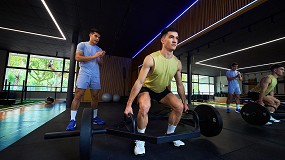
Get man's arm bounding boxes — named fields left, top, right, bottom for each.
left=237, top=72, right=243, bottom=81
left=98, top=57, right=104, bottom=66
left=269, top=91, right=275, bottom=96
left=124, top=55, right=153, bottom=115
left=75, top=50, right=105, bottom=62
left=174, top=60, right=188, bottom=112
left=258, top=77, right=271, bottom=105
left=226, top=72, right=241, bottom=81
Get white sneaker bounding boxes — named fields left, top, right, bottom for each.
left=265, top=121, right=273, bottom=125
left=134, top=140, right=145, bottom=156
left=270, top=116, right=281, bottom=123
left=173, top=140, right=185, bottom=147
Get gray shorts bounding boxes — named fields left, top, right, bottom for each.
left=76, top=74, right=101, bottom=90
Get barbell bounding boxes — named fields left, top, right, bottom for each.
left=240, top=102, right=285, bottom=125
left=44, top=104, right=223, bottom=160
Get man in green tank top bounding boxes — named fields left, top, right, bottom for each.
left=249, top=64, right=284, bottom=124
left=124, top=27, right=188, bottom=156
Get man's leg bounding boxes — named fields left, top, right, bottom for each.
left=226, top=93, right=233, bottom=113
left=160, top=93, right=184, bottom=147
left=134, top=92, right=151, bottom=156
left=234, top=94, right=241, bottom=113
left=66, top=88, right=85, bottom=131
left=263, top=96, right=280, bottom=123
left=90, top=89, right=105, bottom=124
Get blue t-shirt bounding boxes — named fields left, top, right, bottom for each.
left=77, top=42, right=102, bottom=76
left=226, top=70, right=240, bottom=88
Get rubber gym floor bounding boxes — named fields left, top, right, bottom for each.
left=0, top=101, right=284, bottom=160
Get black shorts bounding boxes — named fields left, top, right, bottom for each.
left=248, top=91, right=259, bottom=101
left=139, top=87, right=171, bottom=102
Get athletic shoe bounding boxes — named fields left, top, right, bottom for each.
left=173, top=140, right=185, bottom=147
left=66, top=120, right=76, bottom=131
left=235, top=108, right=241, bottom=113
left=265, top=121, right=273, bottom=125
left=226, top=108, right=230, bottom=113
left=93, top=117, right=106, bottom=125
left=270, top=116, right=281, bottom=123
left=134, top=140, right=145, bottom=156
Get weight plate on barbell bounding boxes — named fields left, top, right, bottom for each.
left=80, top=108, right=93, bottom=160
left=194, top=104, right=223, bottom=137
left=240, top=102, right=270, bottom=125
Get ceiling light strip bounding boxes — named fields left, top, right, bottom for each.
left=195, top=62, right=229, bottom=70
left=178, top=0, right=260, bottom=46
left=197, top=36, right=285, bottom=63
left=239, top=61, right=285, bottom=70
left=0, top=0, right=66, bottom=40
left=41, top=0, right=66, bottom=40
left=132, top=0, right=199, bottom=59
left=0, top=26, right=65, bottom=40
left=196, top=61, right=285, bottom=72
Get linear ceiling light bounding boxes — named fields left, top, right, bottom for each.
left=132, top=0, right=199, bottom=59
left=196, top=61, right=285, bottom=71
left=197, top=36, right=285, bottom=63
left=195, top=36, right=285, bottom=71
left=178, top=0, right=260, bottom=46
left=238, top=61, right=285, bottom=70
left=0, top=0, right=66, bottom=40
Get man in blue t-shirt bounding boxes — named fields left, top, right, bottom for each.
left=66, top=28, right=106, bottom=131
left=226, top=62, right=243, bottom=113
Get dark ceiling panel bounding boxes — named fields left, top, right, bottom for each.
left=175, top=0, right=285, bottom=76
left=0, top=0, right=285, bottom=77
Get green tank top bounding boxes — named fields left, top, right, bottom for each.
left=143, top=51, right=179, bottom=93
left=251, top=74, right=277, bottom=95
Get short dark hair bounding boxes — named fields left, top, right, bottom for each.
left=231, top=62, right=238, bottom=67
left=270, top=64, right=284, bottom=71
left=90, top=28, right=101, bottom=35
left=160, top=27, right=178, bottom=38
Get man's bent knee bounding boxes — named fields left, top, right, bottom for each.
left=138, top=104, right=150, bottom=116
left=172, top=102, right=183, bottom=114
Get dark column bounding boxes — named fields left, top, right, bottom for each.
left=66, top=31, right=79, bottom=108
left=187, top=53, right=193, bottom=107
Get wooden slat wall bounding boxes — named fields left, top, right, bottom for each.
left=82, top=55, right=132, bottom=102
left=100, top=55, right=132, bottom=97
left=131, top=0, right=268, bottom=84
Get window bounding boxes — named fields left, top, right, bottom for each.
left=170, top=74, right=214, bottom=95
left=4, top=52, right=76, bottom=92
left=4, top=68, right=27, bottom=91
left=8, top=53, right=28, bottom=68
left=4, top=53, right=28, bottom=91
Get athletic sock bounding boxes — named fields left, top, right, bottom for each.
left=137, top=128, right=146, bottom=134
left=71, top=110, right=77, bottom=121
left=236, top=104, right=240, bottom=110
left=226, top=104, right=230, bottom=109
left=166, top=124, right=177, bottom=134
left=93, top=109, right=98, bottom=118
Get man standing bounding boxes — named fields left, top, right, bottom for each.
left=124, top=27, right=189, bottom=156
left=66, top=28, right=106, bottom=131
left=226, top=62, right=242, bottom=113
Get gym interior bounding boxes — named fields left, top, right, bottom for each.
left=0, top=0, right=285, bottom=160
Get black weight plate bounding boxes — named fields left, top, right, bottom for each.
left=240, top=102, right=270, bottom=125
left=194, top=104, right=223, bottom=137
left=80, top=108, right=93, bottom=160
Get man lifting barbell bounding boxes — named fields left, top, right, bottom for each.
left=124, top=27, right=189, bottom=156
left=247, top=64, right=284, bottom=125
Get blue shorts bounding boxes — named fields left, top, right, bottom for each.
left=228, top=86, right=241, bottom=95
left=76, top=74, right=100, bottom=90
